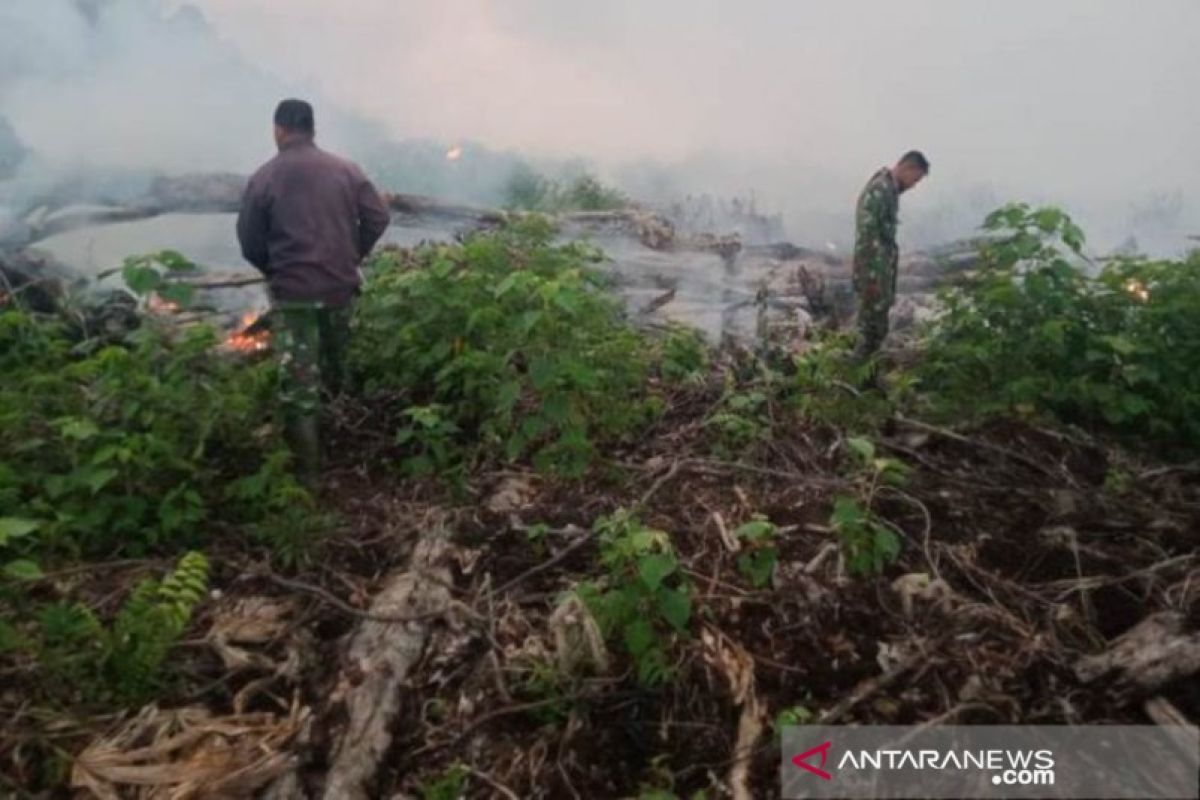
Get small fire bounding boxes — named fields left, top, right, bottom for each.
left=225, top=311, right=271, bottom=353
left=147, top=293, right=181, bottom=314
left=1124, top=278, right=1150, bottom=303
left=445, top=145, right=463, bottom=162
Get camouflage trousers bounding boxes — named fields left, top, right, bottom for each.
left=273, top=302, right=352, bottom=422
left=852, top=261, right=896, bottom=360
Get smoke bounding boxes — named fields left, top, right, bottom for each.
left=1, top=2, right=280, bottom=176
left=186, top=0, right=1200, bottom=253
left=3, top=0, right=1199, bottom=254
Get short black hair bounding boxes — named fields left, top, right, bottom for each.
left=899, top=150, right=930, bottom=173
left=274, top=99, right=315, bottom=135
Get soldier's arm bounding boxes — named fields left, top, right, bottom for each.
left=354, top=170, right=391, bottom=259
left=236, top=177, right=270, bottom=274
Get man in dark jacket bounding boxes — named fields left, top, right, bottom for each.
left=237, top=98, right=390, bottom=483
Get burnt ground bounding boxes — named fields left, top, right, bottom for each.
left=3, top=361, right=1199, bottom=799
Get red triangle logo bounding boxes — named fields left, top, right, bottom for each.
left=792, top=740, right=833, bottom=781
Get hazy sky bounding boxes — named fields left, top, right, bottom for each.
left=4, top=1, right=1199, bottom=248
left=184, top=0, right=1200, bottom=245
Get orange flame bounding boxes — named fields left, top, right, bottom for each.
left=225, top=311, right=271, bottom=353
left=445, top=145, right=463, bottom=162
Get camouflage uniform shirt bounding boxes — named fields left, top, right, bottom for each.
left=852, top=167, right=900, bottom=355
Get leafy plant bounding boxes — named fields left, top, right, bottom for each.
left=705, top=379, right=770, bottom=460
left=105, top=550, right=210, bottom=702
left=774, top=702, right=816, bottom=739
left=418, top=763, right=468, bottom=800
left=524, top=522, right=552, bottom=557
left=352, top=219, right=655, bottom=477
left=829, top=437, right=906, bottom=576
left=577, top=510, right=692, bottom=684
left=513, top=655, right=575, bottom=724
left=657, top=324, right=710, bottom=386
left=918, top=203, right=1200, bottom=449
left=829, top=496, right=899, bottom=577
left=845, top=436, right=911, bottom=487
left=734, top=516, right=778, bottom=588
left=20, top=551, right=210, bottom=704
left=119, top=250, right=198, bottom=308
left=225, top=451, right=330, bottom=568
left=790, top=330, right=894, bottom=430
left=503, top=167, right=628, bottom=213
left=0, top=311, right=287, bottom=561
left=394, top=404, right=462, bottom=477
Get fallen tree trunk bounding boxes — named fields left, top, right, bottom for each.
left=320, top=535, right=455, bottom=800
left=1076, top=612, right=1200, bottom=691
left=384, top=192, right=506, bottom=226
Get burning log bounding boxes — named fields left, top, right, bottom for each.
left=224, top=311, right=272, bottom=354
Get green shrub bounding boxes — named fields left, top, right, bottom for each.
left=5, top=551, right=210, bottom=705
left=351, top=219, right=655, bottom=476
left=657, top=324, right=710, bottom=386
left=0, top=311, right=289, bottom=562
left=502, top=168, right=628, bottom=212
left=734, top=516, right=778, bottom=588
left=829, top=437, right=907, bottom=577
left=918, top=203, right=1200, bottom=447
left=704, top=366, right=772, bottom=460
left=829, top=496, right=899, bottom=577
left=577, top=510, right=692, bottom=684
left=790, top=331, right=896, bottom=430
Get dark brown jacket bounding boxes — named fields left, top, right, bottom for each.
left=237, top=138, right=390, bottom=306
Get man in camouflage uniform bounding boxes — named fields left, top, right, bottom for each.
left=238, top=99, right=391, bottom=484
left=853, top=150, right=929, bottom=363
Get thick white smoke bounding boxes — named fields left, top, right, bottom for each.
left=186, top=0, right=1200, bottom=253
left=3, top=0, right=1198, bottom=254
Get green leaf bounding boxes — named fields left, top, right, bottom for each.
left=1033, top=208, right=1063, bottom=233
left=122, top=263, right=162, bottom=296
left=156, top=283, right=194, bottom=307
left=737, top=548, right=777, bottom=588
left=623, top=617, right=655, bottom=655
left=829, top=496, right=866, bottom=529
left=1102, top=335, right=1136, bottom=356
left=494, top=271, right=523, bottom=297
left=846, top=436, right=875, bottom=464
left=57, top=417, right=100, bottom=441
left=734, top=519, right=776, bottom=543
left=156, top=250, right=195, bottom=272
left=657, top=586, right=691, bottom=631
left=0, top=517, right=39, bottom=546
left=872, top=525, right=901, bottom=562
left=637, top=553, right=677, bottom=590
left=3, top=559, right=43, bottom=581
left=79, top=467, right=119, bottom=495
